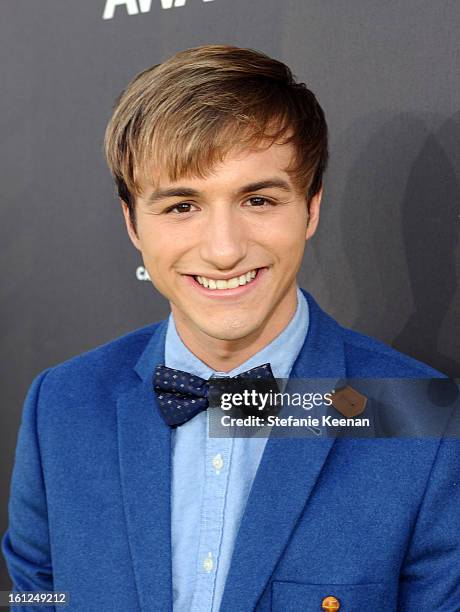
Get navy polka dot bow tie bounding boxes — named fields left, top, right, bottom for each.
left=153, top=363, right=276, bottom=427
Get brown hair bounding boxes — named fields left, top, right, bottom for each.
left=104, top=45, right=328, bottom=230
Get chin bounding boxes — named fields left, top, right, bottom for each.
left=199, top=316, right=258, bottom=342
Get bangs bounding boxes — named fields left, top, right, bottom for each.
left=132, top=110, right=296, bottom=195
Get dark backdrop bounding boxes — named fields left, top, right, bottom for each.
left=1, top=0, right=459, bottom=589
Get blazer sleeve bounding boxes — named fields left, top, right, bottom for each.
left=1, top=369, right=55, bottom=612
left=398, top=437, right=460, bottom=610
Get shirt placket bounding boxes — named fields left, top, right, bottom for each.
left=190, top=410, right=234, bottom=612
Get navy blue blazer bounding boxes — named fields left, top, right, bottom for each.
left=3, top=291, right=460, bottom=611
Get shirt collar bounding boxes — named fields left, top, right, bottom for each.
left=165, top=286, right=309, bottom=380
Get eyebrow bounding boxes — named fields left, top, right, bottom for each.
left=146, top=178, right=293, bottom=205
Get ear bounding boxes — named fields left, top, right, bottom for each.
left=305, top=187, right=323, bottom=241
left=120, top=200, right=141, bottom=251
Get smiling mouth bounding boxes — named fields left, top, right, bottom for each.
left=193, top=268, right=260, bottom=290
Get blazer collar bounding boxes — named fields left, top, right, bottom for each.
left=134, top=319, right=168, bottom=382
left=292, top=288, right=347, bottom=378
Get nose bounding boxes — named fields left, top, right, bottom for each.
left=199, top=204, right=248, bottom=271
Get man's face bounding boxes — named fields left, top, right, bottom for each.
left=122, top=142, right=322, bottom=349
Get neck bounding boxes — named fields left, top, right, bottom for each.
left=171, top=289, right=298, bottom=372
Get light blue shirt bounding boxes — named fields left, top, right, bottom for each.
left=166, top=287, right=309, bottom=612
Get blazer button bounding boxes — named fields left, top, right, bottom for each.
left=321, top=596, right=340, bottom=611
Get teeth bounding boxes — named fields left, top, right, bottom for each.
left=195, top=269, right=259, bottom=290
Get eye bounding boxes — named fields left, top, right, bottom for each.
left=247, top=196, right=273, bottom=207
left=165, top=202, right=195, bottom=214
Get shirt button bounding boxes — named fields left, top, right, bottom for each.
left=202, top=552, right=214, bottom=572
left=212, top=453, right=224, bottom=473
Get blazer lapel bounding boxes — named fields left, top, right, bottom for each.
left=220, top=291, right=347, bottom=612
left=117, top=321, right=173, bottom=612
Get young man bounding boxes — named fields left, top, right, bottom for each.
left=3, top=45, right=459, bottom=611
